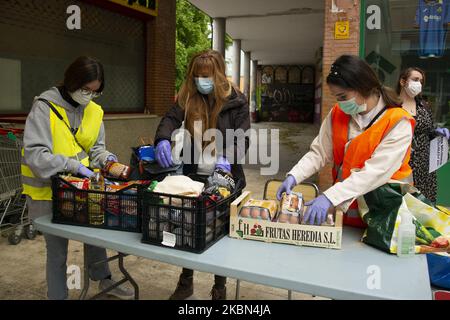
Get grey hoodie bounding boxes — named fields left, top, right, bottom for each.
left=24, top=87, right=114, bottom=219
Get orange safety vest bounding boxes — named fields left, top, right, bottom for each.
left=331, top=104, right=415, bottom=228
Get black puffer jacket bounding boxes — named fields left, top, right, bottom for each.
left=155, top=88, right=250, bottom=188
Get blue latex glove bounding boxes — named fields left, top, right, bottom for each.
left=155, top=140, right=173, bottom=168
left=78, top=164, right=94, bottom=178
left=276, top=175, right=297, bottom=201
left=435, top=127, right=450, bottom=140
left=303, top=194, right=333, bottom=225
left=215, top=155, right=231, bottom=173
left=106, top=154, right=118, bottom=163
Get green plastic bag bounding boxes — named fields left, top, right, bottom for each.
left=357, top=183, right=450, bottom=254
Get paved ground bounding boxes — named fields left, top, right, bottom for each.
left=0, top=121, right=322, bottom=300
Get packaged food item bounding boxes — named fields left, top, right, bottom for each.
left=103, top=161, right=131, bottom=180
left=218, top=187, right=231, bottom=199
left=60, top=200, right=74, bottom=218
left=104, top=194, right=120, bottom=224
left=148, top=220, right=170, bottom=239
left=206, top=168, right=236, bottom=192
left=74, top=210, right=88, bottom=224
left=60, top=175, right=90, bottom=190
left=174, top=227, right=194, bottom=247
left=121, top=212, right=138, bottom=229
left=431, top=236, right=449, bottom=249
left=105, top=212, right=119, bottom=227
left=106, top=185, right=126, bottom=192
left=203, top=169, right=236, bottom=202
left=88, top=173, right=105, bottom=225
left=289, top=212, right=300, bottom=224
left=148, top=180, right=159, bottom=192
left=239, top=199, right=278, bottom=221
left=137, top=145, right=155, bottom=162
left=280, top=192, right=304, bottom=220
left=206, top=224, right=224, bottom=243
left=275, top=192, right=307, bottom=224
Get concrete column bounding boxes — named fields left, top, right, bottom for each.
left=250, top=59, right=258, bottom=104
left=243, top=51, right=251, bottom=98
left=250, top=59, right=258, bottom=122
left=232, top=39, right=241, bottom=87
left=212, top=18, right=226, bottom=57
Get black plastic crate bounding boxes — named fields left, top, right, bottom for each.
left=141, top=182, right=241, bottom=253
left=51, top=176, right=145, bottom=233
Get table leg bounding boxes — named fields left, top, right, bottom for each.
left=235, top=279, right=241, bottom=300
left=118, top=253, right=139, bottom=300
left=78, top=246, right=139, bottom=300
left=79, top=244, right=90, bottom=300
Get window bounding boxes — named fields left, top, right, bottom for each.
left=0, top=0, right=145, bottom=114
left=363, top=0, right=450, bottom=125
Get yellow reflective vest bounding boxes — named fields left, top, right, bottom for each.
left=21, top=100, right=103, bottom=200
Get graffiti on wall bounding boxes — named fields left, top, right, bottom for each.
left=259, top=65, right=315, bottom=122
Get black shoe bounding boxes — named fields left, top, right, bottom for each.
left=210, top=285, right=226, bottom=300
left=169, top=274, right=193, bottom=300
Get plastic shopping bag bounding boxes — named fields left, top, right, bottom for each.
left=357, top=183, right=450, bottom=254
left=427, top=253, right=450, bottom=290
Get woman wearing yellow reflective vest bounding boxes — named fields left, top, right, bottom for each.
left=22, top=56, right=133, bottom=300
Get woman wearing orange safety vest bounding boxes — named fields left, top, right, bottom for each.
left=277, top=55, right=415, bottom=228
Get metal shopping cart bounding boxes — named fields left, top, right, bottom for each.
left=0, top=127, right=37, bottom=244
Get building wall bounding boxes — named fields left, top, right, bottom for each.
left=318, top=0, right=361, bottom=191
left=0, top=0, right=176, bottom=170
left=85, top=0, right=175, bottom=164
left=103, top=116, right=161, bottom=165
left=146, top=0, right=177, bottom=116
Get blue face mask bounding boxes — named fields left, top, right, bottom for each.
left=195, top=77, right=214, bottom=95
left=338, top=97, right=367, bottom=115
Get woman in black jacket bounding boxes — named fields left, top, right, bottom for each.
left=154, top=49, right=250, bottom=300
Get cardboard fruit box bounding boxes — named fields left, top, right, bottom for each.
left=229, top=191, right=343, bottom=249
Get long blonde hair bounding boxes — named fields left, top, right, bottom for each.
left=177, top=50, right=233, bottom=145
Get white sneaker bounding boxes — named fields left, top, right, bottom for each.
left=99, top=278, right=135, bottom=300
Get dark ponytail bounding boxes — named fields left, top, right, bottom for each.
left=326, top=55, right=402, bottom=108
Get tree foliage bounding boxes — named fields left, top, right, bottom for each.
left=175, top=0, right=211, bottom=90
left=175, top=0, right=232, bottom=91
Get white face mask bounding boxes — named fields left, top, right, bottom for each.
left=404, top=80, right=422, bottom=98
left=69, top=89, right=94, bottom=105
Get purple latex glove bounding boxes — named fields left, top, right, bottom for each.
left=215, top=155, right=231, bottom=173
left=78, top=164, right=94, bottom=178
left=435, top=127, right=450, bottom=140
left=303, top=194, right=333, bottom=225
left=106, top=154, right=118, bottom=163
left=276, top=175, right=297, bottom=201
left=155, top=139, right=173, bottom=168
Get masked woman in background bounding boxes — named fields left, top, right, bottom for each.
left=397, top=67, right=450, bottom=203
